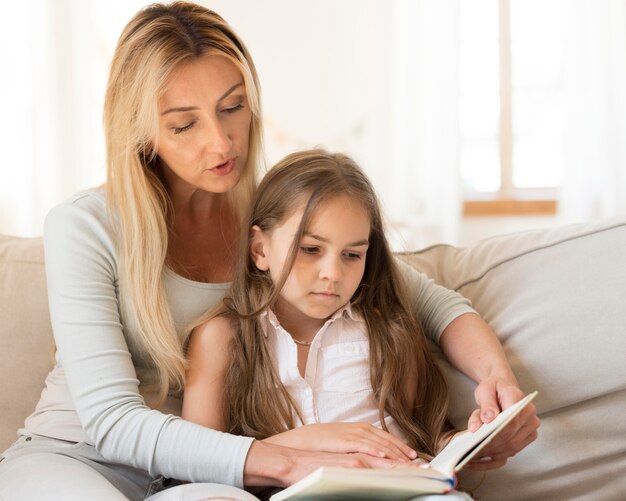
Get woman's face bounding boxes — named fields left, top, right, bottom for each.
left=156, top=54, right=252, bottom=196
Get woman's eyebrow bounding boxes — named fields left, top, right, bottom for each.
left=161, top=82, right=245, bottom=115
left=218, top=81, right=245, bottom=101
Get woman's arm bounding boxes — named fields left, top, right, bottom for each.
left=45, top=195, right=254, bottom=486
left=439, top=313, right=540, bottom=470
left=439, top=312, right=520, bottom=423
left=396, top=258, right=539, bottom=467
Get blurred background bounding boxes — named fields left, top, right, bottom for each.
left=2, top=0, right=625, bottom=249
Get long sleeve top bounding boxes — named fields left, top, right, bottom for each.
left=21, top=189, right=475, bottom=487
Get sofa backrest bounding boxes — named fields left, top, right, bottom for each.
left=2, top=217, right=625, bottom=500
left=0, top=235, right=54, bottom=452
left=399, top=216, right=626, bottom=500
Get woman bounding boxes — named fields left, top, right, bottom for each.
left=0, top=2, right=538, bottom=500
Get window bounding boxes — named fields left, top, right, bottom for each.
left=459, top=0, right=564, bottom=215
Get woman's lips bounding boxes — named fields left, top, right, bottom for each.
left=209, top=158, right=235, bottom=176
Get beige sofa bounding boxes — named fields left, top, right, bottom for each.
left=1, top=217, right=625, bottom=500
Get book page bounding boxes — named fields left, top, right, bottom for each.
left=430, top=391, right=538, bottom=477
left=270, top=466, right=454, bottom=501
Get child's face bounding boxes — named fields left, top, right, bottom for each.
left=253, top=195, right=370, bottom=333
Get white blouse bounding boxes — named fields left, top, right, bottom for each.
left=261, top=305, right=407, bottom=440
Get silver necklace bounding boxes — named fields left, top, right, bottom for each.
left=292, top=337, right=313, bottom=347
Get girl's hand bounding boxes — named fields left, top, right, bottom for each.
left=465, top=378, right=540, bottom=470
left=263, top=422, right=417, bottom=461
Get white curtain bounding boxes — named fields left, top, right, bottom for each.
left=0, top=1, right=102, bottom=236
left=3, top=0, right=625, bottom=239
left=560, top=0, right=626, bottom=222
left=0, top=0, right=143, bottom=237
left=385, top=0, right=463, bottom=247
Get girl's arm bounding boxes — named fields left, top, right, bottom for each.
left=183, top=317, right=417, bottom=461
left=263, top=423, right=417, bottom=461
left=182, top=316, right=234, bottom=430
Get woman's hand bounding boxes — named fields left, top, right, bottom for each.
left=438, top=313, right=540, bottom=470
left=262, top=422, right=417, bottom=461
left=464, top=378, right=540, bottom=470
left=244, top=440, right=424, bottom=488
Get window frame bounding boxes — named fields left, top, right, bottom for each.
left=462, top=0, right=558, bottom=217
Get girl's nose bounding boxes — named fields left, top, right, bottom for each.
left=319, top=255, right=343, bottom=282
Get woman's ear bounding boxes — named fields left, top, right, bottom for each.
left=250, top=225, right=270, bottom=271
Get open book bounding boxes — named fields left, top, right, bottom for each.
left=270, top=391, right=538, bottom=501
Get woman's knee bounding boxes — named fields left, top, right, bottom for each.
left=145, top=482, right=260, bottom=501
left=0, top=452, right=129, bottom=501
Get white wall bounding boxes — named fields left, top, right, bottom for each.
left=1, top=1, right=624, bottom=249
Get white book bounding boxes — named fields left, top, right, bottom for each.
left=270, top=391, right=538, bottom=501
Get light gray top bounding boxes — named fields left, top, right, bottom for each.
left=21, top=189, right=474, bottom=487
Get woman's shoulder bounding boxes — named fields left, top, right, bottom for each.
left=43, top=187, right=118, bottom=263
left=49, top=187, right=106, bottom=214
left=45, top=188, right=113, bottom=233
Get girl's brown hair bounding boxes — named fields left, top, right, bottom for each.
left=104, top=1, right=262, bottom=404
left=220, top=149, right=449, bottom=459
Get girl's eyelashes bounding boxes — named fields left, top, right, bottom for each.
left=172, top=121, right=196, bottom=135
left=299, top=246, right=319, bottom=255
left=299, top=245, right=363, bottom=260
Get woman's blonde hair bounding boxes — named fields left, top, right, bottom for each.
left=217, top=149, right=449, bottom=460
left=104, top=1, right=262, bottom=404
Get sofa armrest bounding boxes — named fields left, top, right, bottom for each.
left=399, top=217, right=626, bottom=501
left=0, top=235, right=55, bottom=452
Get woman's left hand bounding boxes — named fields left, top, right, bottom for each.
left=464, top=378, right=540, bottom=470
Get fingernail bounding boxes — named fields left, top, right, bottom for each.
left=483, top=410, right=495, bottom=420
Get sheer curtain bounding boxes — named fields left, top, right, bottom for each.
left=0, top=0, right=142, bottom=237
left=3, top=1, right=624, bottom=239
left=385, top=0, right=463, bottom=248
left=0, top=1, right=101, bottom=236
left=559, top=0, right=626, bottom=222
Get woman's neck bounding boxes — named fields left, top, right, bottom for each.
left=166, top=193, right=238, bottom=284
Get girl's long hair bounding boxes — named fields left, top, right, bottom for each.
left=104, top=1, right=262, bottom=404
left=216, top=149, right=449, bottom=459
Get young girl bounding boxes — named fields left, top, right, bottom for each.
left=183, top=149, right=463, bottom=465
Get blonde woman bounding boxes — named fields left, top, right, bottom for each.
left=0, top=2, right=538, bottom=501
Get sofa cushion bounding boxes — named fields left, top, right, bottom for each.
left=0, top=235, right=54, bottom=452
left=400, top=216, right=626, bottom=500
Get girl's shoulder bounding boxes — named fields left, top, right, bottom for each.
left=192, top=314, right=238, bottom=345
left=187, top=314, right=238, bottom=369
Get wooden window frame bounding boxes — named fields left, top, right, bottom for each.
left=463, top=0, right=557, bottom=217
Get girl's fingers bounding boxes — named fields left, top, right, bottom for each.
left=368, top=428, right=418, bottom=460
left=352, top=424, right=417, bottom=460
left=349, top=440, right=407, bottom=461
